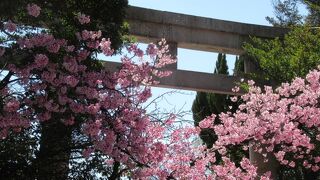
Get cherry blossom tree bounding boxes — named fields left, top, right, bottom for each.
left=148, top=68, right=320, bottom=179
left=204, top=70, right=320, bottom=179
left=0, top=2, right=176, bottom=179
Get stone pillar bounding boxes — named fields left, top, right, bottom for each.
left=165, top=41, right=178, bottom=70
left=244, top=58, right=280, bottom=179
left=244, top=58, right=259, bottom=74
left=249, top=144, right=279, bottom=179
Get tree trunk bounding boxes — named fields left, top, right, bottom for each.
left=109, top=161, right=120, bottom=180
left=34, top=120, right=73, bottom=180
left=244, top=58, right=281, bottom=179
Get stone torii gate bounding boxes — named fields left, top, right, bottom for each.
left=122, top=6, right=288, bottom=95
left=122, top=6, right=288, bottom=178
left=0, top=5, right=289, bottom=178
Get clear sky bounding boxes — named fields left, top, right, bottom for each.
left=126, top=0, right=302, bottom=123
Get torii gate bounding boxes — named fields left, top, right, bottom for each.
left=121, top=5, right=288, bottom=178
left=121, top=6, right=288, bottom=95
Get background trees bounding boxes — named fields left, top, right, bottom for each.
left=244, top=27, right=320, bottom=85
left=192, top=53, right=229, bottom=149
left=266, top=0, right=303, bottom=27
left=265, top=0, right=320, bottom=27
left=243, top=0, right=320, bottom=179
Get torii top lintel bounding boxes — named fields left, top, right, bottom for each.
left=126, top=6, right=288, bottom=55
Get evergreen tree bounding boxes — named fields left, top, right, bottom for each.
left=304, top=0, right=320, bottom=25
left=192, top=53, right=246, bottom=164
left=265, top=0, right=320, bottom=27
left=266, top=0, right=303, bottom=27
left=234, top=55, right=245, bottom=76
left=244, top=26, right=320, bottom=85
left=192, top=53, right=228, bottom=148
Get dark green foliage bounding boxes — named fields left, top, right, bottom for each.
left=244, top=26, right=320, bottom=84
left=265, top=0, right=320, bottom=26
left=192, top=91, right=216, bottom=148
left=192, top=53, right=229, bottom=146
left=304, top=0, right=320, bottom=26
left=266, top=0, right=303, bottom=27
left=234, top=55, right=245, bottom=75
left=0, top=0, right=128, bottom=51
left=192, top=54, right=247, bottom=164
left=0, top=127, right=38, bottom=180
left=214, top=53, right=229, bottom=74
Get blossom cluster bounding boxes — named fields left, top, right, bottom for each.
left=77, top=13, right=91, bottom=24
left=209, top=69, right=320, bottom=173
left=0, top=3, right=177, bottom=177
left=26, top=3, right=41, bottom=17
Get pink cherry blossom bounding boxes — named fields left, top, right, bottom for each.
left=199, top=115, right=215, bottom=129
left=77, top=13, right=91, bottom=24
left=99, top=38, right=114, bottom=56
left=65, top=45, right=75, bottom=52
left=146, top=43, right=158, bottom=58
left=47, top=42, right=60, bottom=53
left=65, top=75, right=79, bottom=87
left=4, top=100, right=20, bottom=112
left=34, top=54, right=49, bottom=68
left=27, top=3, right=41, bottom=17
left=4, top=20, right=17, bottom=32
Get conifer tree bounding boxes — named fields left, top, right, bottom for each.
left=234, top=55, right=245, bottom=76
left=192, top=53, right=246, bottom=164
left=192, top=53, right=229, bottom=148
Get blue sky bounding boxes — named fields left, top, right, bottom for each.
left=126, top=0, right=305, bottom=122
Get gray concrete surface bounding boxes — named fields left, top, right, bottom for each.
left=126, top=6, right=288, bottom=55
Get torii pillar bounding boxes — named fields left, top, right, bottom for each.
left=166, top=42, right=178, bottom=70
left=244, top=59, right=280, bottom=179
